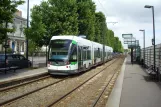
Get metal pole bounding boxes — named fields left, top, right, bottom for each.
left=143, top=30, right=145, bottom=66
left=131, top=37, right=133, bottom=63
left=135, top=40, right=137, bottom=61
left=152, top=6, right=156, bottom=73
left=4, top=22, right=8, bottom=74
left=26, top=0, right=29, bottom=60
left=46, top=45, right=48, bottom=67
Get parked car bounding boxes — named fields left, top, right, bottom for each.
left=0, top=54, right=31, bottom=68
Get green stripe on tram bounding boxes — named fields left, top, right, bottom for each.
left=72, top=40, right=77, bottom=44
left=70, top=62, right=77, bottom=65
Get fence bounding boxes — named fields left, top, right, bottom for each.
left=141, top=44, right=161, bottom=81
left=29, top=52, right=47, bottom=68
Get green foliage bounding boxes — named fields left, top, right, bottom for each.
left=27, top=0, right=124, bottom=52
left=77, top=0, right=96, bottom=41
left=6, top=48, right=12, bottom=53
left=28, top=40, right=41, bottom=56
left=26, top=0, right=79, bottom=47
left=0, top=0, right=24, bottom=43
left=95, top=12, right=106, bottom=43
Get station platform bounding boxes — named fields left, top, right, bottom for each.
left=107, top=55, right=161, bottom=107
left=0, top=67, right=48, bottom=84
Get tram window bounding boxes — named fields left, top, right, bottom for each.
left=69, top=44, right=77, bottom=61
left=83, top=49, right=87, bottom=60
left=49, top=39, right=71, bottom=61
left=94, top=48, right=97, bottom=58
left=87, top=47, right=91, bottom=60
left=97, top=48, right=100, bottom=58
left=100, top=50, right=101, bottom=57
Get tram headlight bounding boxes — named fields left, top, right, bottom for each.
left=65, top=61, right=69, bottom=65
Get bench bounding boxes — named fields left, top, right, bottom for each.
left=146, top=65, right=159, bottom=80
left=0, top=66, right=18, bottom=74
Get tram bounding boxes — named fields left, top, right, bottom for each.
left=48, top=35, right=113, bottom=75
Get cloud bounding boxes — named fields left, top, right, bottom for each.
left=93, top=0, right=161, bottom=49
left=17, top=0, right=161, bottom=49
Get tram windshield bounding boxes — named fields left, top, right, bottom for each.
left=48, top=39, right=72, bottom=61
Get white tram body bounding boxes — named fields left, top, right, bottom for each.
left=48, top=35, right=113, bottom=75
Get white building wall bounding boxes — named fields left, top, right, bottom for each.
left=0, top=44, right=2, bottom=51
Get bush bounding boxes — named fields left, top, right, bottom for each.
left=0, top=48, right=13, bottom=54
left=7, top=48, right=12, bottom=53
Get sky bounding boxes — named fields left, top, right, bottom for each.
left=17, top=0, right=161, bottom=49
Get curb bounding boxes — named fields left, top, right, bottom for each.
left=106, top=58, right=126, bottom=107
left=0, top=69, right=48, bottom=85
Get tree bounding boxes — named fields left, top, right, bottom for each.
left=95, top=12, right=107, bottom=44
left=28, top=40, right=41, bottom=56
left=0, top=0, right=24, bottom=43
left=105, top=29, right=110, bottom=46
left=26, top=0, right=123, bottom=52
left=77, top=0, right=96, bottom=41
left=113, top=37, right=119, bottom=52
left=26, top=0, right=78, bottom=47
left=107, top=30, right=114, bottom=48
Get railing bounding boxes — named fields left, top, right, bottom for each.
left=29, top=52, right=47, bottom=68
left=141, top=44, right=161, bottom=81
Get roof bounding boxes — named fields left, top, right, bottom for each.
left=51, top=35, right=113, bottom=49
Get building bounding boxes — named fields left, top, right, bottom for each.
left=0, top=10, right=27, bottom=54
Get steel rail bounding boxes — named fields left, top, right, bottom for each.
left=0, top=75, right=51, bottom=92
left=0, top=56, right=120, bottom=106
left=91, top=60, right=122, bottom=107
left=47, top=58, right=119, bottom=107
left=0, top=77, right=67, bottom=106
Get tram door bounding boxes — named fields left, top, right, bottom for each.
left=78, top=46, right=83, bottom=70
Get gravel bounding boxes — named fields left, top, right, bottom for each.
left=52, top=57, right=124, bottom=107
left=0, top=77, right=61, bottom=103
left=1, top=58, right=122, bottom=107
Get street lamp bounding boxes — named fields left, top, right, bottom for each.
left=144, top=5, right=156, bottom=72
left=26, top=0, right=29, bottom=60
left=139, top=29, right=145, bottom=66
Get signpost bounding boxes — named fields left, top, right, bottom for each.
left=3, top=45, right=9, bottom=48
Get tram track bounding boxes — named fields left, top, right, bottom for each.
left=0, top=77, right=67, bottom=106
left=0, top=72, right=49, bottom=88
left=0, top=75, right=51, bottom=92
left=47, top=57, right=122, bottom=107
left=91, top=61, right=122, bottom=107
left=0, top=57, right=120, bottom=107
